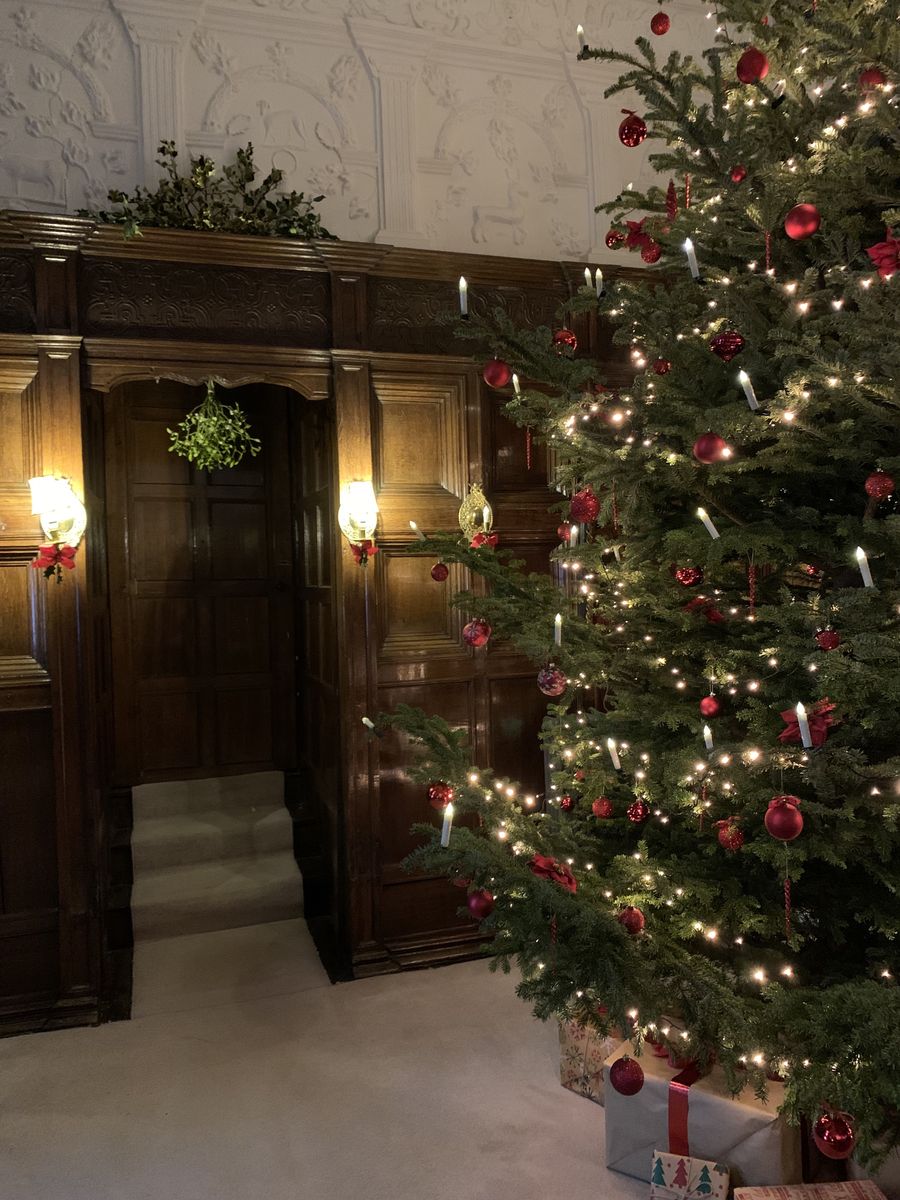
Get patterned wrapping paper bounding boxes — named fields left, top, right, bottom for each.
left=650, top=1149, right=729, bottom=1199
left=849, top=1154, right=900, bottom=1200
left=557, top=1020, right=623, bottom=1105
left=734, top=1184, right=887, bottom=1200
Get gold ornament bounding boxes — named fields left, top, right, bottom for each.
left=458, top=482, right=493, bottom=541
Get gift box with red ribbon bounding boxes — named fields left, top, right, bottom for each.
left=603, top=1041, right=802, bottom=1190
left=734, top=1184, right=887, bottom=1200
left=558, top=1020, right=623, bottom=1106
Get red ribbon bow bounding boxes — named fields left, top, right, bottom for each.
left=624, top=218, right=652, bottom=251
left=31, top=543, right=78, bottom=576
left=528, top=853, right=577, bottom=894
left=778, top=698, right=835, bottom=747
left=682, top=596, right=726, bottom=624
left=350, top=539, right=378, bottom=566
left=866, top=234, right=899, bottom=280
left=470, top=532, right=499, bottom=549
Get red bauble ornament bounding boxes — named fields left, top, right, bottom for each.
left=736, top=46, right=770, bottom=85
left=462, top=618, right=491, bottom=647
left=537, top=665, right=567, bottom=697
left=709, top=329, right=746, bottom=362
left=570, top=486, right=600, bottom=523
left=653, top=358, right=672, bottom=375
left=431, top=562, right=449, bottom=582
left=693, top=432, right=732, bottom=464
left=467, top=890, right=495, bottom=921
left=716, top=819, right=744, bottom=852
left=765, top=795, right=804, bottom=842
left=784, top=203, right=821, bottom=241
left=627, top=799, right=650, bottom=824
left=617, top=905, right=645, bottom=935
left=699, top=695, right=721, bottom=718
left=575, top=769, right=585, bottom=782
left=815, top=628, right=841, bottom=651
left=557, top=523, right=572, bottom=543
left=730, top=164, right=748, bottom=184
left=865, top=470, right=895, bottom=500
left=813, top=1111, right=856, bottom=1161
left=592, top=796, right=614, bottom=819
left=650, top=10, right=670, bottom=34
left=483, top=358, right=513, bottom=389
left=427, top=781, right=454, bottom=810
left=609, top=1056, right=645, bottom=1095
left=641, top=241, right=663, bottom=264
left=560, top=793, right=575, bottom=812
left=552, top=328, right=578, bottom=354
left=605, top=228, right=625, bottom=250
left=618, top=110, right=648, bottom=148
left=675, top=566, right=703, bottom=587
left=859, top=67, right=886, bottom=91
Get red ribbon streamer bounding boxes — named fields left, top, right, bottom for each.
left=668, top=1063, right=701, bottom=1157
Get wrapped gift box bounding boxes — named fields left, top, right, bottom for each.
left=558, top=1020, right=622, bottom=1105
left=734, top=1184, right=887, bottom=1200
left=604, top=1041, right=802, bottom=1189
left=651, top=1148, right=729, bottom=1199
left=849, top=1154, right=900, bottom=1200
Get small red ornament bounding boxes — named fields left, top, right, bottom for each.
left=813, top=1111, right=856, bottom=1161
left=483, top=358, right=513, bottom=389
left=618, top=110, right=648, bottom=148
left=716, top=819, right=744, bottom=852
left=552, top=328, right=578, bottom=355
left=641, top=240, right=663, bottom=264
left=650, top=10, right=670, bottom=35
left=665, top=179, right=678, bottom=220
left=560, top=793, right=575, bottom=812
left=627, top=799, right=650, bottom=824
left=574, top=769, right=585, bottom=782
left=693, top=432, right=732, bottom=464
left=431, top=562, right=449, bottom=582
left=730, top=164, right=748, bottom=184
left=605, top=228, right=625, bottom=250
left=865, top=470, right=895, bottom=500
left=653, top=358, right=672, bottom=375
left=427, top=781, right=454, bottom=810
left=467, top=890, right=495, bottom=921
left=462, top=618, right=491, bottom=647
left=569, top=486, right=600, bottom=523
left=609, top=1056, right=645, bottom=1095
left=617, top=905, right=645, bottom=935
left=736, top=46, right=770, bottom=84
left=699, top=695, right=721, bottom=718
left=815, top=628, right=841, bottom=651
left=675, top=566, right=703, bottom=587
left=784, top=203, right=821, bottom=241
left=709, top=329, right=746, bottom=362
left=859, top=67, right=886, bottom=91
left=866, top=235, right=899, bottom=280
left=765, top=795, right=804, bottom=842
left=592, top=796, right=614, bottom=819
left=537, top=665, right=567, bottom=697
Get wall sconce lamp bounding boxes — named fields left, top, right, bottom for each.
left=29, top=476, right=87, bottom=547
left=338, top=480, right=379, bottom=566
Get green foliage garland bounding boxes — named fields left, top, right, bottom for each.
left=168, top=380, right=261, bottom=472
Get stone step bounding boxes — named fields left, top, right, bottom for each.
left=132, top=771, right=285, bottom=821
left=131, top=803, right=293, bottom=872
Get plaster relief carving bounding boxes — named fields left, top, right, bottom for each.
left=421, top=62, right=460, bottom=108
left=327, top=54, right=360, bottom=102
left=10, top=5, right=113, bottom=121
left=472, top=179, right=527, bottom=246
left=0, top=63, right=25, bottom=116
left=75, top=21, right=116, bottom=71
left=0, top=132, right=64, bottom=205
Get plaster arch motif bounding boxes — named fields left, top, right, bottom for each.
left=434, top=94, right=567, bottom=176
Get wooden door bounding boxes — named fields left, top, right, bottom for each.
left=105, top=380, right=296, bottom=784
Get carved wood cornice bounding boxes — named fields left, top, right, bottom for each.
left=0, top=337, right=40, bottom=392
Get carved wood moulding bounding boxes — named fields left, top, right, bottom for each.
left=0, top=255, right=37, bottom=334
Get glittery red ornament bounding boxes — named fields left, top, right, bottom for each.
left=483, top=358, right=512, bottom=388
left=592, top=796, right=614, bottom=818
left=865, top=470, right=895, bottom=500
left=605, top=228, right=625, bottom=250
left=709, top=329, right=746, bottom=362
left=765, top=794, right=804, bottom=842
left=560, top=793, right=575, bottom=812
left=641, top=240, right=663, bottom=264
left=627, top=799, right=650, bottom=824
left=859, top=67, right=886, bottom=91
left=693, top=432, right=731, bottom=464
left=730, top=164, right=748, bottom=184
left=557, top=523, right=572, bottom=543
left=575, top=769, right=585, bottom=782
left=427, top=781, right=454, bottom=810
left=675, top=566, right=703, bottom=587
left=537, top=665, right=567, bottom=697
left=618, top=110, right=647, bottom=148
left=736, top=46, right=770, bottom=84
left=431, top=562, right=449, bottom=582
left=716, top=819, right=744, bottom=852
left=665, top=179, right=678, bottom=220
left=653, top=358, right=672, bottom=375
left=813, top=1111, right=856, bottom=1161
left=552, top=328, right=578, bottom=354
left=610, top=1056, right=645, bottom=1095
left=650, top=10, right=670, bottom=34
left=569, top=486, right=600, bottom=523
left=617, top=905, right=645, bottom=935
left=784, top=203, right=821, bottom=241
left=462, top=618, right=491, bottom=647
left=699, top=695, right=721, bottom=718
left=815, top=628, right=841, bottom=651
left=467, top=890, right=495, bottom=920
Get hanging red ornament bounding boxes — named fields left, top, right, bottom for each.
left=641, top=241, right=663, bottom=264
left=699, top=695, right=721, bottom=718
left=858, top=67, right=886, bottom=91
left=560, top=793, right=575, bottom=813
left=765, top=795, right=804, bottom=842
left=784, top=203, right=821, bottom=240
left=730, top=164, right=748, bottom=184
left=569, top=486, right=600, bottom=523
left=865, top=470, right=895, bottom=500
left=627, top=799, right=650, bottom=824
left=692, top=432, right=732, bottom=464
left=537, top=665, right=567, bottom=697
left=665, top=179, right=678, bottom=220
left=592, top=796, right=614, bottom=818
left=709, top=329, right=746, bottom=362
left=574, top=769, right=585, bottom=782
left=467, top=890, right=495, bottom=920
left=716, top=818, right=744, bottom=852
left=617, top=905, right=645, bottom=935
left=483, top=358, right=512, bottom=389
left=609, top=1056, right=645, bottom=1095
left=675, top=566, right=704, bottom=587
left=813, top=1111, right=856, bottom=1161
left=605, top=228, right=625, bottom=250
left=815, top=628, right=841, bottom=651
left=556, top=523, right=573, bottom=544
left=650, top=11, right=670, bottom=35
left=705, top=606, right=726, bottom=625
left=552, top=328, right=578, bottom=355
left=618, top=110, right=648, bottom=148
left=462, top=618, right=492, bottom=647
left=431, top=562, right=449, bottom=582
left=866, top=234, right=899, bottom=280
left=427, top=781, right=454, bottom=810
left=736, top=46, right=770, bottom=84
left=653, top=358, right=672, bottom=375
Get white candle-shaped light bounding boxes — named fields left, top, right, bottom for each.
left=512, top=372, right=521, bottom=395
left=570, top=523, right=579, bottom=548
left=595, top=267, right=604, bottom=298
left=554, top=612, right=563, bottom=647
left=482, top=505, right=491, bottom=532
left=362, top=716, right=375, bottom=730
left=703, top=724, right=714, bottom=752
left=606, top=737, right=621, bottom=770
left=584, top=266, right=592, bottom=289
left=576, top=23, right=586, bottom=52
left=856, top=546, right=875, bottom=588
left=440, top=801, right=454, bottom=847
left=795, top=702, right=813, bottom=750
left=696, top=507, right=721, bottom=540
left=458, top=275, right=468, bottom=316
left=683, top=238, right=701, bottom=280
left=737, top=369, right=760, bottom=411
left=409, top=520, right=426, bottom=541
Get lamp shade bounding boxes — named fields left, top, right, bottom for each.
left=28, top=475, right=66, bottom=516
left=338, top=480, right=378, bottom=543
left=27, top=475, right=87, bottom=545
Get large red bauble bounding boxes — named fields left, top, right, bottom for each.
left=730, top=164, right=748, bottom=184
left=627, top=799, right=650, bottom=824
left=467, top=890, right=495, bottom=920
left=716, top=819, right=744, bottom=852
left=641, top=241, right=663, bottom=264
left=431, top=562, right=449, bottom=582
left=592, top=796, right=614, bottom=819
left=427, top=781, right=454, bottom=810
left=537, top=665, right=567, bottom=697
left=570, top=486, right=600, bottom=523
left=709, top=329, right=746, bottom=361
left=552, top=328, right=578, bottom=354
left=653, top=358, right=671, bottom=375
left=610, top=1056, right=645, bottom=1095
left=865, top=470, right=895, bottom=500
left=784, top=203, right=821, bottom=241
left=483, top=358, right=512, bottom=388
left=699, top=695, right=721, bottom=718
left=736, top=46, right=770, bottom=84
left=693, top=432, right=731, bottom=464
left=617, top=905, right=645, bottom=935
left=605, top=228, right=625, bottom=250
left=618, top=110, right=648, bottom=148
left=815, top=628, right=841, bottom=651
left=765, top=795, right=804, bottom=842
left=813, top=1111, right=856, bottom=1161
left=859, top=67, right=886, bottom=91
left=675, top=566, right=703, bottom=587
left=650, top=11, right=670, bottom=35
left=462, top=618, right=491, bottom=647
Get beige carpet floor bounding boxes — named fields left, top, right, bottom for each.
left=0, top=919, right=645, bottom=1200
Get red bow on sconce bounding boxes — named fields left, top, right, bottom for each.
left=778, top=699, right=836, bottom=747
left=31, top=543, right=78, bottom=581
left=470, top=532, right=499, bottom=549
left=350, top=539, right=378, bottom=567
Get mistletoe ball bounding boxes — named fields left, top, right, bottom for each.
left=618, top=110, right=648, bottom=148
left=865, top=470, right=895, bottom=500
left=813, top=1111, right=856, bottom=1161
left=430, top=562, right=449, bottom=582
left=699, top=695, right=721, bottom=718
left=427, top=781, right=454, bottom=810
left=462, top=618, right=492, bottom=648
left=570, top=486, right=600, bottom=523
left=467, top=890, right=495, bottom=921
left=693, top=432, right=732, bottom=464
left=675, top=566, right=703, bottom=587
left=617, top=905, right=646, bottom=935
left=552, top=328, right=578, bottom=355
left=815, top=628, right=841, bottom=651
left=605, top=228, right=625, bottom=250
left=765, top=795, right=804, bottom=842
left=537, top=665, right=567, bottom=697
left=736, top=46, right=770, bottom=84
left=592, top=796, right=614, bottom=819
left=483, top=358, right=513, bottom=389
left=784, top=203, right=821, bottom=241
left=610, top=1056, right=645, bottom=1095
left=709, top=329, right=746, bottom=362
left=627, top=799, right=650, bottom=824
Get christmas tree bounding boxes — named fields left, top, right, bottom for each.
left=389, top=0, right=900, bottom=1166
